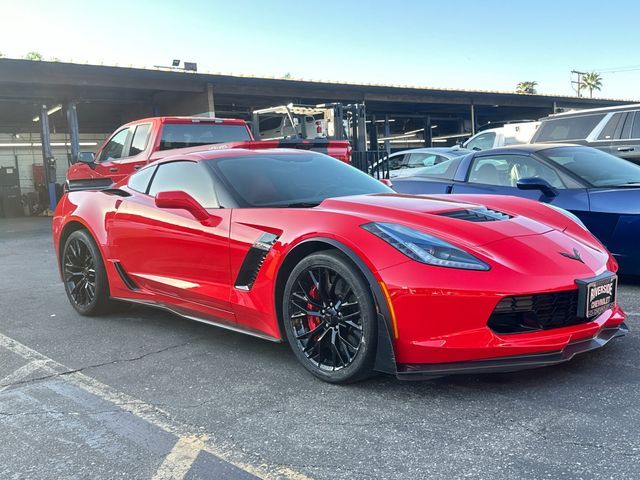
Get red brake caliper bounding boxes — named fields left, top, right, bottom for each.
left=307, top=285, right=322, bottom=331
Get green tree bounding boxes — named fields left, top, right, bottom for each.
left=24, top=51, right=43, bottom=61
left=580, top=72, right=603, bottom=98
left=516, top=81, right=538, bottom=94
left=282, top=72, right=292, bottom=79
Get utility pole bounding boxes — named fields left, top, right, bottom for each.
left=571, top=70, right=586, bottom=97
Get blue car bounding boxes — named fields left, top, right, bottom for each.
left=391, top=144, right=640, bottom=274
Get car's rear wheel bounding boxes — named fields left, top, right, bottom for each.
left=283, top=251, right=377, bottom=383
left=62, top=229, right=114, bottom=316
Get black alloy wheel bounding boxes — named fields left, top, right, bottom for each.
left=62, top=230, right=113, bottom=316
left=64, top=237, right=96, bottom=307
left=283, top=251, right=377, bottom=383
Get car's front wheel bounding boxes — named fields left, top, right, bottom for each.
left=283, top=251, right=377, bottom=383
left=62, top=229, right=114, bottom=316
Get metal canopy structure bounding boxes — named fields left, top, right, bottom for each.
left=0, top=58, right=633, bottom=135
left=0, top=58, right=635, bottom=213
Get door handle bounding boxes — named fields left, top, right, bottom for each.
left=109, top=167, right=119, bottom=173
left=617, top=147, right=634, bottom=152
left=133, top=165, right=142, bottom=170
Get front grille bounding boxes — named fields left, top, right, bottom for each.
left=488, top=290, right=592, bottom=334
left=437, top=207, right=513, bottom=222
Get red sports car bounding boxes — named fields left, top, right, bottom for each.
left=53, top=149, right=627, bottom=383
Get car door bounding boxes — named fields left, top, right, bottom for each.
left=450, top=153, right=590, bottom=214
left=109, top=160, right=234, bottom=321
left=610, top=111, right=640, bottom=164
left=94, top=123, right=153, bottom=182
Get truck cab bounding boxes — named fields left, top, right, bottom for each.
left=67, top=117, right=253, bottom=190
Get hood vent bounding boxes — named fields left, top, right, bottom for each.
left=437, top=207, right=513, bottom=222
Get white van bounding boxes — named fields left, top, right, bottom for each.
left=463, top=121, right=540, bottom=151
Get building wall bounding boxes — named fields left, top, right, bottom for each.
left=0, top=132, right=108, bottom=193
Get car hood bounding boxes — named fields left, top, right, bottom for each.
left=319, top=193, right=556, bottom=248
left=318, top=193, right=609, bottom=275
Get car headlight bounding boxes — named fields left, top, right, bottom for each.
left=545, top=204, right=588, bottom=231
left=362, top=222, right=490, bottom=271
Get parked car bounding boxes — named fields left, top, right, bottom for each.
left=385, top=147, right=472, bottom=178
left=391, top=144, right=640, bottom=274
left=65, top=116, right=351, bottom=191
left=53, top=149, right=626, bottom=383
left=531, top=104, right=640, bottom=164
left=463, top=122, right=540, bottom=151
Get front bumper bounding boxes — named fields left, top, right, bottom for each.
left=397, top=322, right=628, bottom=380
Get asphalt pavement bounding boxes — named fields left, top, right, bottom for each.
left=1, top=217, right=639, bottom=480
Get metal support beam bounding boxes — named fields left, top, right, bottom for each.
left=206, top=83, right=215, bottom=117
left=66, top=102, right=80, bottom=165
left=423, top=115, right=432, bottom=148
left=39, top=104, right=57, bottom=211
left=383, top=115, right=391, bottom=154
left=368, top=114, right=379, bottom=150
left=470, top=102, right=476, bottom=135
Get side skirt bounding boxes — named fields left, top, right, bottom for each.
left=112, top=297, right=282, bottom=343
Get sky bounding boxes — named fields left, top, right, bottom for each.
left=1, top=0, right=639, bottom=99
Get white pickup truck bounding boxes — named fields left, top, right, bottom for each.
left=463, top=121, right=540, bottom=151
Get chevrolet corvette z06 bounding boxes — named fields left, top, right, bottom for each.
left=53, top=149, right=627, bottom=383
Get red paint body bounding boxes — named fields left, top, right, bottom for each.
left=66, top=116, right=351, bottom=186
left=54, top=149, right=626, bottom=372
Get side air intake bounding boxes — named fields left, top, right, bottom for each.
left=234, top=232, right=279, bottom=290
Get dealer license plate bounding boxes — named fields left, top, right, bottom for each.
left=577, top=274, right=617, bottom=318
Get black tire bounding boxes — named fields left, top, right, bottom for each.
left=61, top=229, right=114, bottom=316
left=282, top=250, right=377, bottom=384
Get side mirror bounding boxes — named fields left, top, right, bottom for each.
left=155, top=191, right=218, bottom=226
left=379, top=178, right=393, bottom=188
left=78, top=152, right=95, bottom=164
left=516, top=177, right=558, bottom=198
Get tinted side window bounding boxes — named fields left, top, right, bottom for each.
left=259, top=116, right=283, bottom=131
left=633, top=112, right=640, bottom=140
left=465, top=132, right=496, bottom=151
left=535, top=114, right=605, bottom=142
left=99, top=128, right=132, bottom=161
left=619, top=112, right=634, bottom=140
left=130, top=123, right=151, bottom=156
left=468, top=154, right=564, bottom=188
left=148, top=161, right=217, bottom=208
left=388, top=154, right=405, bottom=170
left=127, top=166, right=156, bottom=193
left=405, top=157, right=463, bottom=180
left=597, top=113, right=623, bottom=140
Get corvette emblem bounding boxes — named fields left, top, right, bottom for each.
left=559, top=248, right=584, bottom=263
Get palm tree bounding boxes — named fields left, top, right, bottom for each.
left=24, top=51, right=43, bottom=61
left=516, top=81, right=538, bottom=94
left=580, top=72, right=603, bottom=98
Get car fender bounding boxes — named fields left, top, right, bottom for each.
left=280, top=236, right=397, bottom=375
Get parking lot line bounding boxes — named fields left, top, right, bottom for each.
left=152, top=435, right=208, bottom=480
left=0, top=331, right=312, bottom=480
left=0, top=359, right=49, bottom=392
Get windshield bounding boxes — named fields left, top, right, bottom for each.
left=207, top=153, right=393, bottom=207
left=159, top=123, right=251, bottom=150
left=538, top=146, right=640, bottom=187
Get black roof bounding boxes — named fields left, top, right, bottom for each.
left=473, top=143, right=581, bottom=155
